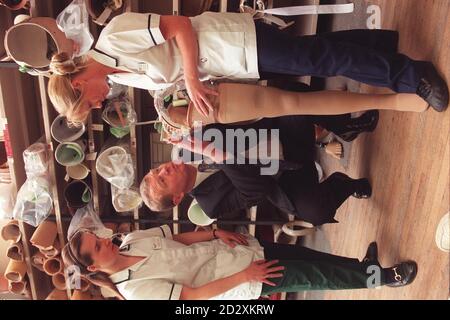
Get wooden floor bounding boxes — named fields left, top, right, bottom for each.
left=302, top=0, right=449, bottom=300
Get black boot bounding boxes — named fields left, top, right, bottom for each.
left=363, top=242, right=379, bottom=263
left=331, top=172, right=372, bottom=199
left=336, top=110, right=380, bottom=142
left=352, top=178, right=372, bottom=199
left=416, top=62, right=449, bottom=112
left=386, top=261, right=418, bottom=287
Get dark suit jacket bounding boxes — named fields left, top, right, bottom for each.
left=188, top=116, right=338, bottom=226
left=190, top=164, right=297, bottom=219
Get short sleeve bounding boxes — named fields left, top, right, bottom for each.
left=120, top=225, right=173, bottom=250
left=157, top=224, right=173, bottom=239
left=135, top=224, right=173, bottom=239
left=148, top=14, right=165, bottom=45
left=97, top=12, right=166, bottom=54
left=119, top=279, right=182, bottom=300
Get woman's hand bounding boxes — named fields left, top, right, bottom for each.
left=243, top=260, right=284, bottom=286
left=215, top=229, right=249, bottom=248
left=160, top=16, right=215, bottom=116
left=185, top=78, right=218, bottom=117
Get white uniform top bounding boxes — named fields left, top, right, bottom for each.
left=110, top=225, right=264, bottom=300
left=89, top=12, right=260, bottom=91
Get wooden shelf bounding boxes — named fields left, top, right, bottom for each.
left=47, top=214, right=286, bottom=226
left=125, top=0, right=144, bottom=231
left=18, top=222, right=53, bottom=300
left=37, top=77, right=66, bottom=247
left=87, top=114, right=103, bottom=215
left=4, top=149, right=38, bottom=300
left=1, top=135, right=52, bottom=300
left=8, top=152, right=52, bottom=300
left=173, top=0, right=180, bottom=15
left=37, top=76, right=72, bottom=299
left=0, top=32, right=49, bottom=298
left=1, top=0, right=319, bottom=300
left=219, top=0, right=228, bottom=12
left=0, top=0, right=193, bottom=300
left=171, top=1, right=180, bottom=234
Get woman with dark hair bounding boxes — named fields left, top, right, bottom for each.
left=62, top=225, right=417, bottom=300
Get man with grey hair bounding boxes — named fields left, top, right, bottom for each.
left=141, top=113, right=376, bottom=226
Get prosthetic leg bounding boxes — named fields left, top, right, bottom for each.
left=187, top=83, right=428, bottom=126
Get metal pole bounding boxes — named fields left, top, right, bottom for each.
left=47, top=215, right=285, bottom=226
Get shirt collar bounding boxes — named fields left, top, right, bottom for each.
left=88, top=49, right=118, bottom=67
left=110, top=255, right=148, bottom=285
left=88, top=49, right=134, bottom=73
left=110, top=269, right=131, bottom=285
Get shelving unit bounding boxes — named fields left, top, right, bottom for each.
left=38, top=79, right=74, bottom=300
left=1, top=3, right=50, bottom=299
left=87, top=115, right=102, bottom=214
left=0, top=0, right=203, bottom=300
left=1, top=0, right=321, bottom=300
left=2, top=139, right=50, bottom=301
left=173, top=0, right=180, bottom=15
left=37, top=76, right=68, bottom=263
left=17, top=222, right=53, bottom=299
left=125, top=0, right=142, bottom=232
left=172, top=1, right=180, bottom=235
left=0, top=0, right=87, bottom=300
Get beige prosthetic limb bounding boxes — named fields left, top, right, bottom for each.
left=188, top=83, right=428, bottom=125
left=324, top=141, right=344, bottom=159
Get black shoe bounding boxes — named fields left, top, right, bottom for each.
left=416, top=63, right=449, bottom=112
left=363, top=242, right=378, bottom=263
left=386, top=261, right=418, bottom=287
left=331, top=172, right=372, bottom=199
left=337, top=110, right=380, bottom=142
left=352, top=178, right=372, bottom=199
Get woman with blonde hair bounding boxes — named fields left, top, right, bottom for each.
left=44, top=11, right=447, bottom=127
left=48, top=49, right=432, bottom=130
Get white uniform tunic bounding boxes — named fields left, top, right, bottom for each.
left=89, top=12, right=260, bottom=91
left=110, top=225, right=264, bottom=300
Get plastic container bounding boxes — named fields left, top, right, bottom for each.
left=51, top=115, right=86, bottom=143
left=55, top=140, right=86, bottom=167
left=96, top=146, right=134, bottom=189
left=187, top=200, right=216, bottom=226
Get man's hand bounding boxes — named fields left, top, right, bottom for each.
left=215, top=229, right=249, bottom=248
left=169, top=134, right=231, bottom=164
left=168, top=134, right=201, bottom=150
left=242, top=260, right=284, bottom=286
left=185, top=78, right=218, bottom=117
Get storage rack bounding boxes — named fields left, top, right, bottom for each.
left=0, top=0, right=319, bottom=299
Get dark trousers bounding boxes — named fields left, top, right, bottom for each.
left=255, top=22, right=426, bottom=93
left=193, top=116, right=365, bottom=225
left=274, top=116, right=357, bottom=225
left=279, top=168, right=358, bottom=225
left=260, top=242, right=387, bottom=293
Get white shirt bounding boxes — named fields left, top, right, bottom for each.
left=110, top=225, right=264, bottom=300
left=190, top=162, right=217, bottom=188
left=189, top=134, right=284, bottom=187
left=89, top=12, right=260, bottom=91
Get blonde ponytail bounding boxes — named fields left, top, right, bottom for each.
left=49, top=52, right=83, bottom=76
left=48, top=52, right=90, bottom=127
